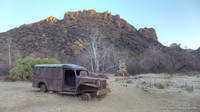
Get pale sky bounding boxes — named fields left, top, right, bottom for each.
left=0, top=0, right=199, bottom=49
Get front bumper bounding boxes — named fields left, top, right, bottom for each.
left=96, top=88, right=111, bottom=96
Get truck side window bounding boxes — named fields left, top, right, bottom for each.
left=76, top=70, right=88, bottom=77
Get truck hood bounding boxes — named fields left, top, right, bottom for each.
left=79, top=77, right=106, bottom=82
left=78, top=77, right=105, bottom=84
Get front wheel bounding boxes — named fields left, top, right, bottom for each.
left=40, top=84, right=48, bottom=93
left=81, top=93, right=92, bottom=101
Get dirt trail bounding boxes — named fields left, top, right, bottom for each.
left=0, top=77, right=199, bottom=112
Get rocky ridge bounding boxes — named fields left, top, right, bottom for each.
left=0, top=10, right=161, bottom=74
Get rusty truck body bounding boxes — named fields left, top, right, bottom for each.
left=32, top=64, right=111, bottom=100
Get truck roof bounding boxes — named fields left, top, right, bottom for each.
left=35, top=64, right=87, bottom=70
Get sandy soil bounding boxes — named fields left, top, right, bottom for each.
left=0, top=76, right=200, bottom=112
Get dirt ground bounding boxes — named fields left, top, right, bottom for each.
left=0, top=76, right=200, bottom=112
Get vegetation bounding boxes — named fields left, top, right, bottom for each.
left=153, top=83, right=165, bottom=89
left=119, top=60, right=127, bottom=74
left=139, top=81, right=166, bottom=90
left=181, top=84, right=194, bottom=93
left=185, top=85, right=194, bottom=92
left=96, top=95, right=106, bottom=101
left=140, top=81, right=150, bottom=92
left=119, top=60, right=128, bottom=86
left=127, top=44, right=200, bottom=75
left=9, top=57, right=60, bottom=80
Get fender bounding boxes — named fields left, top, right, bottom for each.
left=77, top=83, right=98, bottom=94
left=37, top=80, right=48, bottom=89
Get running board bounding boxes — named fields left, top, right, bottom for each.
left=59, top=91, right=76, bottom=95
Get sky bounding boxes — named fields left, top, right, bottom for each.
left=0, top=0, right=200, bottom=49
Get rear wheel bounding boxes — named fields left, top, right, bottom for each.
left=81, top=93, right=92, bottom=101
left=40, top=84, right=48, bottom=93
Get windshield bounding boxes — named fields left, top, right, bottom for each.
left=76, top=70, right=89, bottom=77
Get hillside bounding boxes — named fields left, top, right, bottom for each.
left=0, top=10, right=161, bottom=74
left=0, top=10, right=199, bottom=75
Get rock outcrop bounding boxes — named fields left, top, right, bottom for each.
left=138, top=28, right=158, bottom=40
left=44, top=16, right=58, bottom=23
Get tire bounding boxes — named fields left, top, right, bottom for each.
left=40, top=84, right=48, bottom=93
left=81, top=93, right=92, bottom=101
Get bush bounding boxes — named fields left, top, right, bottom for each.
left=154, top=83, right=165, bottom=89
left=10, top=57, right=60, bottom=80
left=184, top=85, right=194, bottom=93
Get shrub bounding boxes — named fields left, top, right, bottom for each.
left=141, top=81, right=147, bottom=85
left=184, top=85, right=194, bottom=93
left=96, top=95, right=106, bottom=101
left=126, top=80, right=133, bottom=84
left=154, top=83, right=165, bottom=89
left=10, top=57, right=60, bottom=81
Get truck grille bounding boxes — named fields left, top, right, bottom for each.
left=100, top=80, right=106, bottom=89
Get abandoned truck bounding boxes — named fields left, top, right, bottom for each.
left=32, top=64, right=111, bottom=100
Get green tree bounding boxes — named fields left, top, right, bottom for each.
left=10, top=57, right=60, bottom=80
left=119, top=59, right=127, bottom=87
left=119, top=60, right=127, bottom=73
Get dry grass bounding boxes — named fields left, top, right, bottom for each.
left=0, top=74, right=200, bottom=112
left=126, top=73, right=200, bottom=93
